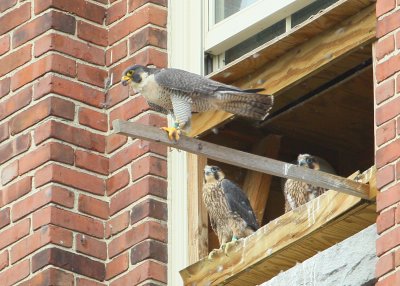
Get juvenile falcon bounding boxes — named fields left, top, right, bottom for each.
left=121, top=65, right=273, bottom=140
left=283, top=154, right=335, bottom=213
left=202, top=165, right=259, bottom=256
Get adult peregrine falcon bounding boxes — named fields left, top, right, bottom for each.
left=283, top=154, right=335, bottom=213
left=121, top=65, right=274, bottom=140
left=202, top=165, right=259, bottom=254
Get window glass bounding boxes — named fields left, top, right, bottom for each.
left=214, top=0, right=259, bottom=23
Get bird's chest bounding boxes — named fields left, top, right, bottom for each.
left=203, top=183, right=229, bottom=215
left=139, top=75, right=172, bottom=109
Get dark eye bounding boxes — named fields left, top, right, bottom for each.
left=211, top=167, right=217, bottom=172
left=306, top=157, right=313, bottom=164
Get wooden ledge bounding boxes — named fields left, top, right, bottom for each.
left=179, top=168, right=376, bottom=285
left=113, top=120, right=373, bottom=200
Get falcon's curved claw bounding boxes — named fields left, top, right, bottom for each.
left=222, top=236, right=238, bottom=255
left=160, top=126, right=181, bottom=141
left=208, top=248, right=220, bottom=260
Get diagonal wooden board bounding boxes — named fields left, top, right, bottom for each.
left=113, top=120, right=372, bottom=200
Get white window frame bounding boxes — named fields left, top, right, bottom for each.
left=205, top=0, right=316, bottom=55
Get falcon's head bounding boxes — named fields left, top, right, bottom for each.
left=297, top=154, right=320, bottom=170
left=121, top=65, right=152, bottom=87
left=203, top=165, right=225, bottom=183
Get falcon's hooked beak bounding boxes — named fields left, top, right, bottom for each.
left=121, top=75, right=131, bottom=86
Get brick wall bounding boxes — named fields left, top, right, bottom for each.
left=0, top=1, right=168, bottom=285
left=374, top=0, right=400, bottom=285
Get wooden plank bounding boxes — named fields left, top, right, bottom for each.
left=242, top=135, right=281, bottom=224
left=113, top=120, right=371, bottom=199
left=179, top=168, right=375, bottom=286
left=187, top=154, right=209, bottom=263
left=189, top=4, right=376, bottom=137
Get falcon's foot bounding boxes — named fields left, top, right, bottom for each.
left=208, top=248, right=221, bottom=260
left=160, top=126, right=181, bottom=141
left=222, top=236, right=239, bottom=255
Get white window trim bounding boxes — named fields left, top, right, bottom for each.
left=167, top=1, right=203, bottom=285
left=205, top=0, right=316, bottom=55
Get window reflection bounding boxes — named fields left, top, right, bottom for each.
left=214, top=0, right=259, bottom=23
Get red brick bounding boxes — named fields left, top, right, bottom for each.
left=0, top=259, right=29, bottom=286
left=129, top=26, right=167, bottom=54
left=35, top=164, right=105, bottom=196
left=32, top=206, right=104, bottom=238
left=108, top=5, right=167, bottom=44
left=106, top=40, right=127, bottom=66
left=0, top=77, right=10, bottom=98
left=106, top=252, right=129, bottom=280
left=10, top=97, right=75, bottom=135
left=0, top=177, right=32, bottom=207
left=0, top=133, right=31, bottom=165
left=34, top=0, right=106, bottom=24
left=19, top=142, right=74, bottom=175
left=76, top=278, right=106, bottom=286
left=377, top=0, right=396, bottom=17
left=1, top=160, right=18, bottom=185
left=136, top=112, right=167, bottom=129
left=0, top=0, right=17, bottom=13
left=376, top=53, right=400, bottom=83
left=78, top=194, right=109, bottom=220
left=18, top=268, right=74, bottom=286
left=396, top=205, right=400, bottom=224
left=108, top=221, right=167, bottom=258
left=376, top=138, right=400, bottom=168
left=34, top=120, right=106, bottom=153
left=377, top=164, right=395, bottom=189
left=109, top=48, right=167, bottom=84
left=110, top=260, right=166, bottom=285
left=12, top=185, right=74, bottom=221
left=132, top=155, right=167, bottom=181
left=105, top=211, right=129, bottom=238
left=131, top=199, right=167, bottom=224
left=377, top=9, right=400, bottom=37
left=110, top=176, right=166, bottom=215
left=0, top=122, right=9, bottom=143
left=396, top=248, right=400, bottom=267
left=0, top=35, right=10, bottom=56
left=78, top=21, right=107, bottom=46
left=106, top=133, right=128, bottom=154
left=0, top=219, right=30, bottom=250
left=0, top=86, right=32, bottom=121
left=32, top=248, right=105, bottom=281
left=34, top=33, right=105, bottom=66
left=376, top=78, right=395, bottom=104
left=106, top=169, right=130, bottom=195
left=376, top=35, right=395, bottom=61
left=376, top=96, right=400, bottom=125
left=13, top=10, right=75, bottom=48
left=0, top=44, right=31, bottom=77
left=0, top=250, right=8, bottom=271
left=77, top=63, right=107, bottom=88
left=109, top=96, right=149, bottom=126
left=377, top=207, right=395, bottom=234
left=376, top=252, right=395, bottom=278
left=131, top=239, right=167, bottom=264
left=11, top=54, right=76, bottom=91
left=76, top=150, right=109, bottom=175
left=377, top=184, right=400, bottom=212
left=11, top=225, right=72, bottom=263
left=107, top=0, right=127, bottom=25
left=128, top=0, right=167, bottom=12
left=0, top=2, right=30, bottom=36
left=377, top=271, right=400, bottom=286
left=0, top=208, right=10, bottom=229
left=79, top=107, right=108, bottom=132
left=34, top=74, right=106, bottom=108
left=104, top=80, right=129, bottom=107
left=76, top=233, right=107, bottom=260
left=376, top=226, right=400, bottom=256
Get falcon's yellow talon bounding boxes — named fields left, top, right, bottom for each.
left=160, top=126, right=181, bottom=141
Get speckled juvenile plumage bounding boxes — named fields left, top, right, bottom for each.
left=283, top=154, right=333, bottom=213
left=121, top=65, right=274, bottom=133
left=202, top=165, right=259, bottom=246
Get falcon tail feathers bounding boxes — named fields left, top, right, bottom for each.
left=218, top=92, right=274, bottom=120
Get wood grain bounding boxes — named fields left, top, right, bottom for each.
left=113, top=120, right=371, bottom=199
